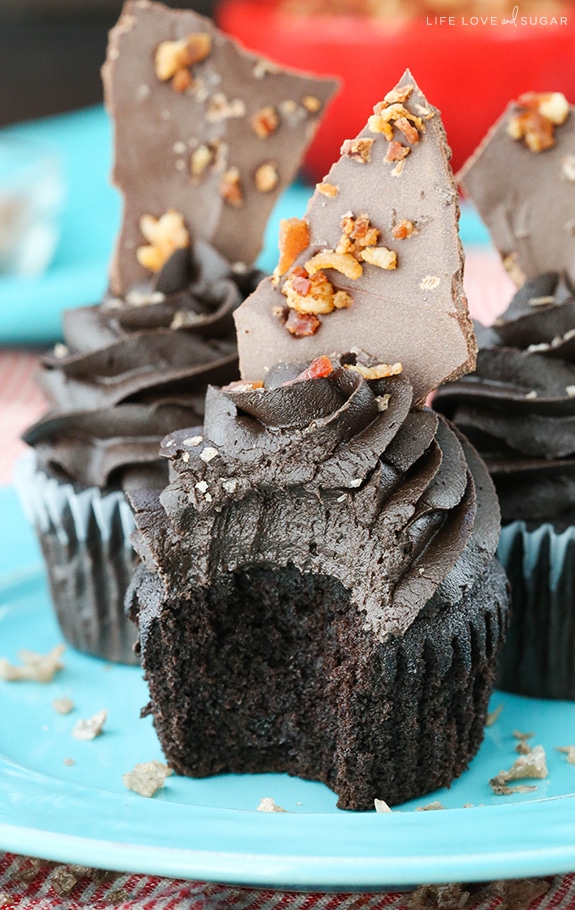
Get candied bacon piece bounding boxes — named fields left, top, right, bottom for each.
left=294, top=355, right=334, bottom=381
left=277, top=218, right=311, bottom=276
left=285, top=310, right=320, bottom=337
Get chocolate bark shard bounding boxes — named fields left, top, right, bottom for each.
left=102, top=0, right=338, bottom=296
left=458, top=95, right=575, bottom=286
left=234, top=69, right=475, bottom=403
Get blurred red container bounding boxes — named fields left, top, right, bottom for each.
left=217, top=0, right=575, bottom=181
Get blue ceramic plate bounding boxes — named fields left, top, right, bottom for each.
left=1, top=488, right=575, bottom=890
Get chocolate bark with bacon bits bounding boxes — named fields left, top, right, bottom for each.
left=102, top=0, right=338, bottom=296
left=458, top=91, right=574, bottom=286
left=234, top=69, right=475, bottom=403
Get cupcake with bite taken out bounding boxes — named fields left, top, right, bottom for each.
left=126, top=71, right=511, bottom=810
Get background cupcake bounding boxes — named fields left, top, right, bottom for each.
left=435, top=90, right=575, bottom=698
left=16, top=0, right=337, bottom=664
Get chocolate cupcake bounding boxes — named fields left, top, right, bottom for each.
left=126, top=72, right=510, bottom=809
left=16, top=0, right=337, bottom=664
left=436, top=273, right=575, bottom=698
left=17, top=241, right=246, bottom=664
left=435, top=90, right=575, bottom=699
left=127, top=354, right=509, bottom=810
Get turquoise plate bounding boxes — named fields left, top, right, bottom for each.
left=1, top=487, right=575, bottom=890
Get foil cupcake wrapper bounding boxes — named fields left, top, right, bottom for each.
left=497, top=520, right=575, bottom=699
left=13, top=451, right=139, bottom=665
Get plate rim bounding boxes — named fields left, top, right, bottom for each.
left=2, top=550, right=575, bottom=888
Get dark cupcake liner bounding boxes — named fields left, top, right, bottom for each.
left=128, top=558, right=510, bottom=810
left=497, top=520, right=575, bottom=699
left=14, top=451, right=139, bottom=665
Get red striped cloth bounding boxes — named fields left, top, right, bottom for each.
left=0, top=852, right=572, bottom=910
left=0, top=349, right=47, bottom=485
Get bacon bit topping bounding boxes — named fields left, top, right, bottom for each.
left=281, top=265, right=353, bottom=333
left=293, top=355, right=334, bottom=381
left=251, top=105, right=280, bottom=138
left=395, top=116, right=420, bottom=145
left=137, top=209, right=190, bottom=273
left=219, top=167, right=244, bottom=207
left=392, top=219, right=416, bottom=239
left=385, top=141, right=410, bottom=163
left=302, top=95, right=322, bottom=113
left=340, top=137, right=375, bottom=163
left=336, top=213, right=380, bottom=257
left=283, top=268, right=341, bottom=314
left=316, top=181, right=338, bottom=197
left=507, top=92, right=569, bottom=153
left=154, top=33, right=211, bottom=90
left=285, top=310, right=321, bottom=337
left=277, top=217, right=310, bottom=276
left=384, top=84, right=414, bottom=105
left=360, top=246, right=397, bottom=270
left=305, top=250, right=363, bottom=280
left=520, top=91, right=569, bottom=125
left=172, top=69, right=193, bottom=93
left=223, top=379, right=264, bottom=391
left=335, top=212, right=397, bottom=269
left=367, top=87, right=425, bottom=168
left=345, top=362, right=403, bottom=380
left=254, top=162, right=279, bottom=193
left=369, top=101, right=424, bottom=137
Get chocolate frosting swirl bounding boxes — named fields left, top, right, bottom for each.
left=130, top=354, right=500, bottom=638
left=24, top=241, right=260, bottom=490
left=435, top=273, right=575, bottom=522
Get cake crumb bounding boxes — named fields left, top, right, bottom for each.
left=53, top=697, right=74, bottom=715
left=123, top=760, right=173, bottom=797
left=374, top=798, right=392, bottom=813
left=222, top=479, right=238, bottom=494
left=72, top=709, right=108, bottom=741
left=195, top=480, right=209, bottom=494
left=257, top=797, right=287, bottom=813
left=557, top=745, right=575, bottom=764
left=200, top=446, right=219, bottom=463
left=487, top=877, right=550, bottom=910
left=513, top=730, right=534, bottom=740
left=485, top=704, right=503, bottom=726
left=0, top=644, right=65, bottom=683
left=490, top=744, right=548, bottom=795
left=416, top=801, right=445, bottom=811
left=407, top=882, right=469, bottom=909
left=63, top=757, right=75, bottom=767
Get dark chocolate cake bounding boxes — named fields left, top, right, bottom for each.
left=127, top=355, right=509, bottom=810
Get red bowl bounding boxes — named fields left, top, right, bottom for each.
left=217, top=0, right=575, bottom=181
